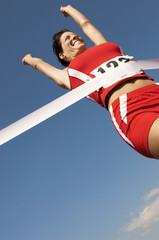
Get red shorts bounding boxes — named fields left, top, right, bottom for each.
left=109, top=83, right=159, bottom=158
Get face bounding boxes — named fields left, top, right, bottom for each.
left=59, top=31, right=87, bottom=63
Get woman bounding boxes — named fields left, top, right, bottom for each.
left=22, top=5, right=159, bottom=159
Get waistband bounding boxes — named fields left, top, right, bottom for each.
left=109, top=82, right=159, bottom=111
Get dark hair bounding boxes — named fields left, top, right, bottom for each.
left=52, top=29, right=71, bottom=67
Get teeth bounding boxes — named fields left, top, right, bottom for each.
left=73, top=40, right=79, bottom=46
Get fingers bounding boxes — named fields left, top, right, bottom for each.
left=60, top=6, right=64, bottom=12
left=60, top=6, right=67, bottom=17
left=60, top=5, right=72, bottom=11
left=60, top=5, right=72, bottom=17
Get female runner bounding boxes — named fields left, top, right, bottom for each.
left=22, top=5, right=159, bottom=159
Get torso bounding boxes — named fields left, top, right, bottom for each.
left=68, top=42, right=154, bottom=109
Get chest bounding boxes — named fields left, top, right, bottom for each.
left=68, top=42, right=123, bottom=76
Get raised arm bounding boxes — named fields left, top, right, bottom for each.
left=60, top=5, right=107, bottom=46
left=22, top=54, right=70, bottom=89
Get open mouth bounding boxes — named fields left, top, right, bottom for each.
left=72, top=39, right=83, bottom=46
left=73, top=40, right=79, bottom=46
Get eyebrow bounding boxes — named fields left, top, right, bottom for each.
left=65, top=35, right=70, bottom=40
left=63, top=33, right=78, bottom=41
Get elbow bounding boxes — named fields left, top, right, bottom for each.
left=80, top=19, right=91, bottom=29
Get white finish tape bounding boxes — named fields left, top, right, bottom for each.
left=137, top=59, right=159, bottom=70
left=0, top=58, right=159, bottom=145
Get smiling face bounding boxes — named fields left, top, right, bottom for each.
left=59, top=31, right=87, bottom=63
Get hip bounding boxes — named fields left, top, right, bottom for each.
left=108, top=82, right=159, bottom=157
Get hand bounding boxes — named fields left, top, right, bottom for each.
left=60, top=5, right=72, bottom=17
left=22, top=54, right=33, bottom=66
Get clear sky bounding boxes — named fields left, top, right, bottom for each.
left=1, top=0, right=159, bottom=240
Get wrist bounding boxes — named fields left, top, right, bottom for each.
left=31, top=58, right=43, bottom=69
left=65, top=4, right=73, bottom=12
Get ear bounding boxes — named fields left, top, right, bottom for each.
left=59, top=52, right=65, bottom=60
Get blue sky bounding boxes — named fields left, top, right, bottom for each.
left=1, top=0, right=159, bottom=240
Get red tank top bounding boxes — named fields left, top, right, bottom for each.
left=68, top=42, right=151, bottom=108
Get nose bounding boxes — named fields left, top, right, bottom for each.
left=73, top=34, right=78, bottom=40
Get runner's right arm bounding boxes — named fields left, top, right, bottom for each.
left=22, top=54, right=70, bottom=89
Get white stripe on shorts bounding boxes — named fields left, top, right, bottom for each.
left=109, top=105, right=134, bottom=148
left=119, top=94, right=128, bottom=124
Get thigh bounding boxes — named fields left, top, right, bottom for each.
left=148, top=117, right=159, bottom=159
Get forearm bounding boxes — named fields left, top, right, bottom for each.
left=63, top=5, right=90, bottom=29
left=61, top=5, right=107, bottom=45
left=22, top=55, right=56, bottom=79
left=34, top=59, right=59, bottom=80
left=31, top=60, right=68, bottom=88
